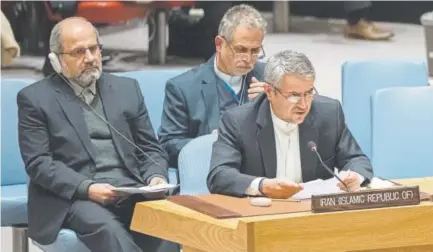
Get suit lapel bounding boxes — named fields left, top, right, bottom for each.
left=256, top=99, right=277, bottom=178
left=97, top=74, right=128, bottom=165
left=298, top=107, right=319, bottom=182
left=201, top=60, right=221, bottom=132
left=54, top=77, right=98, bottom=163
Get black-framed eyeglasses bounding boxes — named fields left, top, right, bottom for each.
left=274, top=86, right=318, bottom=103
left=221, top=36, right=265, bottom=60
left=58, top=44, right=103, bottom=58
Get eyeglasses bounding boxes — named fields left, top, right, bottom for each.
left=59, top=44, right=103, bottom=58
left=221, top=36, right=265, bottom=60
left=274, top=86, right=317, bottom=103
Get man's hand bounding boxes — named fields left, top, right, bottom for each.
left=149, top=177, right=167, bottom=186
left=248, top=77, right=268, bottom=100
left=261, top=178, right=303, bottom=199
left=88, top=183, right=119, bottom=205
left=338, top=170, right=361, bottom=192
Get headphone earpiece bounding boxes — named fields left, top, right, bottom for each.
left=48, top=52, right=62, bottom=74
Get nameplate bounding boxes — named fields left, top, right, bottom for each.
left=311, top=186, right=420, bottom=213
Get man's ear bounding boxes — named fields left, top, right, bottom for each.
left=215, top=35, right=223, bottom=53
left=264, top=85, right=273, bottom=100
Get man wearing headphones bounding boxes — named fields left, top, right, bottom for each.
left=17, top=17, right=177, bottom=252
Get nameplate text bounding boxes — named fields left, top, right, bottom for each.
left=311, top=186, right=420, bottom=213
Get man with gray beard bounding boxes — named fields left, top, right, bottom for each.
left=17, top=17, right=177, bottom=252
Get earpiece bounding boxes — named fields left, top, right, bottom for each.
left=48, top=52, right=62, bottom=74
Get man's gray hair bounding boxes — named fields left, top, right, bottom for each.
left=264, top=50, right=315, bottom=88
left=218, top=4, right=267, bottom=42
left=49, top=17, right=100, bottom=53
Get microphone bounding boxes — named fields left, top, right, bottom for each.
left=57, top=74, right=168, bottom=180
left=307, top=141, right=350, bottom=192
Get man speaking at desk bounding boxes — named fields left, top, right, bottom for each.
left=207, top=50, right=373, bottom=198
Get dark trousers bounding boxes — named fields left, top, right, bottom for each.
left=344, top=1, right=372, bottom=25
left=64, top=195, right=179, bottom=252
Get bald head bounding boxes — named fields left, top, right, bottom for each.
left=49, top=17, right=99, bottom=53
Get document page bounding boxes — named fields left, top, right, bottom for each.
left=113, top=184, right=179, bottom=194
left=292, top=178, right=344, bottom=200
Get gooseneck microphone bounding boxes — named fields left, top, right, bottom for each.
left=307, top=141, right=350, bottom=192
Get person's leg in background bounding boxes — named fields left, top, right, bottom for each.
left=167, top=1, right=232, bottom=60
left=344, top=1, right=394, bottom=40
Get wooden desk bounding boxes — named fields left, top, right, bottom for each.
left=130, top=177, right=433, bottom=252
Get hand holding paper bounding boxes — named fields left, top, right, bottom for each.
left=149, top=176, right=167, bottom=186
left=338, top=170, right=361, bottom=192
left=88, top=183, right=119, bottom=205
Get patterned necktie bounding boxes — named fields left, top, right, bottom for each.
left=79, top=88, right=94, bottom=105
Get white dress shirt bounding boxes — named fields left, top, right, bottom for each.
left=246, top=109, right=303, bottom=195
left=272, top=111, right=303, bottom=183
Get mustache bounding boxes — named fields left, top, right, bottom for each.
left=81, top=66, right=100, bottom=73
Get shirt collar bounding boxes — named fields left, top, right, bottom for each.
left=68, top=80, right=96, bottom=97
left=214, top=56, right=242, bottom=87
left=270, top=106, right=298, bottom=134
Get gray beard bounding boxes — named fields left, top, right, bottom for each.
left=73, top=68, right=101, bottom=87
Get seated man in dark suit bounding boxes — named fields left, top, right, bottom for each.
left=158, top=4, right=268, bottom=167
left=18, top=17, right=177, bottom=252
left=207, top=50, right=373, bottom=198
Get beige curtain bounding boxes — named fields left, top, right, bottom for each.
left=1, top=10, right=20, bottom=66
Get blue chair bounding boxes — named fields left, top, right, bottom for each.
left=341, top=60, right=429, bottom=159
left=115, top=69, right=189, bottom=185
left=1, top=79, right=35, bottom=252
left=178, top=133, right=217, bottom=195
left=371, top=86, right=433, bottom=179
left=115, top=69, right=189, bottom=134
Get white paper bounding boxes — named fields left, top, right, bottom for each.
left=368, top=177, right=395, bottom=189
left=291, top=177, right=397, bottom=200
left=113, top=184, right=179, bottom=194
left=292, top=177, right=344, bottom=200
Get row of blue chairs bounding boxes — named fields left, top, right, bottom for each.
left=1, top=60, right=432, bottom=252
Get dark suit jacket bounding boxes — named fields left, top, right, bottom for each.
left=158, top=56, right=265, bottom=167
left=17, top=73, right=169, bottom=244
left=207, top=93, right=373, bottom=196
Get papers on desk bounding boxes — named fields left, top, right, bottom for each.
left=113, top=184, right=179, bottom=195
left=368, top=177, right=395, bottom=188
left=292, top=178, right=343, bottom=200
left=291, top=177, right=397, bottom=200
